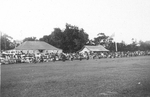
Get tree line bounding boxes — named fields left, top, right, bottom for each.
left=1, top=24, right=150, bottom=52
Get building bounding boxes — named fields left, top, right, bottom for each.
left=14, top=41, right=62, bottom=54
left=79, top=45, right=109, bottom=53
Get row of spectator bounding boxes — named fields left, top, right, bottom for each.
left=0, top=50, right=150, bottom=64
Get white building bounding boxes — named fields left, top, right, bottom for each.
left=79, top=45, right=109, bottom=54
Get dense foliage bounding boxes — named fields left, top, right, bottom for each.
left=1, top=24, right=150, bottom=52
left=39, top=24, right=89, bottom=53
left=23, top=37, right=37, bottom=42
left=91, top=34, right=150, bottom=52
left=1, top=32, right=14, bottom=50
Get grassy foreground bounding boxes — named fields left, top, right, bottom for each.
left=1, top=56, right=150, bottom=97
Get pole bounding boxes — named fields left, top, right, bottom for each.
left=5, top=34, right=6, bottom=50
left=115, top=42, right=118, bottom=52
left=0, top=32, right=2, bottom=51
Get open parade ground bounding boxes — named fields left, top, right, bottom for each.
left=1, top=56, right=150, bottom=97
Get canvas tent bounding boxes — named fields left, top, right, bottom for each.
left=79, top=45, right=109, bottom=53
left=15, top=41, right=62, bottom=54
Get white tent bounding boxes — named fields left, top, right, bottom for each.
left=79, top=45, right=109, bottom=53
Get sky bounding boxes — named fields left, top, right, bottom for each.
left=0, top=0, right=150, bottom=44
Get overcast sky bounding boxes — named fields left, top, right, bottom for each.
left=0, top=0, right=150, bottom=44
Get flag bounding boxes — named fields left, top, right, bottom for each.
left=107, top=32, right=117, bottom=52
left=108, top=32, right=115, bottom=39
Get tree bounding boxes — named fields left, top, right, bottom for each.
left=39, top=28, right=65, bottom=49
left=50, top=28, right=65, bottom=49
left=0, top=32, right=14, bottom=50
left=63, top=24, right=89, bottom=52
left=86, top=39, right=95, bottom=45
left=115, top=41, right=128, bottom=51
left=93, top=33, right=113, bottom=46
left=23, top=37, right=37, bottom=42
left=138, top=40, right=150, bottom=51
left=40, top=23, right=89, bottom=53
left=12, top=40, right=22, bottom=48
left=94, top=33, right=107, bottom=45
left=39, top=35, right=50, bottom=43
left=93, top=33, right=114, bottom=51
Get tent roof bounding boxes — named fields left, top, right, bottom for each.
left=15, top=41, right=61, bottom=50
left=84, top=45, right=109, bottom=52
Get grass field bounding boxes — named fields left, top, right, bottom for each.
left=1, top=56, right=150, bottom=97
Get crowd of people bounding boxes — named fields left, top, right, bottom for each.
left=0, top=50, right=150, bottom=65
